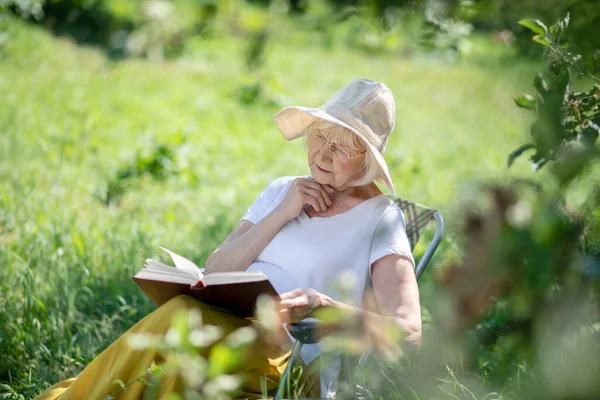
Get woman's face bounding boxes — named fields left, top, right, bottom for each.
left=307, top=128, right=366, bottom=190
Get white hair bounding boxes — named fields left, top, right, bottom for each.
left=305, top=119, right=380, bottom=187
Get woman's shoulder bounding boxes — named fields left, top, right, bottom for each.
left=373, top=197, right=407, bottom=229
left=257, top=175, right=305, bottom=203
left=263, top=175, right=303, bottom=193
left=243, top=176, right=302, bottom=223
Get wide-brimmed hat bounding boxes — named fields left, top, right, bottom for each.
left=273, top=78, right=396, bottom=194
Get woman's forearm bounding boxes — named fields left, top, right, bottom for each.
left=204, top=210, right=289, bottom=274
left=318, top=295, right=422, bottom=347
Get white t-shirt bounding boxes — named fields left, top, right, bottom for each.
left=241, top=176, right=414, bottom=394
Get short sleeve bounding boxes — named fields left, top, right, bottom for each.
left=241, top=176, right=295, bottom=224
left=369, top=207, right=415, bottom=277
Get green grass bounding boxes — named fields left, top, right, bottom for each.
left=0, top=15, right=539, bottom=398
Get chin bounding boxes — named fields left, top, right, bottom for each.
left=310, top=168, right=331, bottom=185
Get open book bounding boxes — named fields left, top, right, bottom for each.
left=133, top=247, right=279, bottom=318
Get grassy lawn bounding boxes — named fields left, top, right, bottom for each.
left=0, top=15, right=539, bottom=397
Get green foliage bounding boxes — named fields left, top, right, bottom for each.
left=339, top=180, right=599, bottom=400
left=124, top=1, right=184, bottom=61
left=236, top=30, right=269, bottom=106
left=509, top=14, right=600, bottom=173
left=302, top=1, right=475, bottom=59
left=447, top=13, right=600, bottom=399
left=1, top=0, right=44, bottom=20
left=33, top=0, right=134, bottom=56
left=126, top=309, right=252, bottom=400
left=103, top=299, right=291, bottom=400
left=95, top=140, right=182, bottom=206
left=104, top=362, right=160, bottom=400
left=418, top=1, right=474, bottom=59
left=455, top=0, right=600, bottom=69
left=517, top=19, right=547, bottom=36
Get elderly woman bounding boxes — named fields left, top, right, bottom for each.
left=35, top=78, right=421, bottom=400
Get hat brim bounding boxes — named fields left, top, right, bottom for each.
left=273, top=106, right=396, bottom=195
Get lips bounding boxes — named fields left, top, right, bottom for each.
left=316, top=165, right=330, bottom=173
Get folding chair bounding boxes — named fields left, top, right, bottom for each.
left=274, top=198, right=444, bottom=400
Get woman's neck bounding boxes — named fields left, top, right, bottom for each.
left=330, top=182, right=382, bottom=203
left=305, top=182, right=382, bottom=218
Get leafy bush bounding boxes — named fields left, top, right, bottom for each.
left=427, top=13, right=600, bottom=399
left=509, top=14, right=599, bottom=175
left=95, top=139, right=182, bottom=206
left=461, top=0, right=600, bottom=68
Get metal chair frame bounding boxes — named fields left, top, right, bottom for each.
left=274, top=198, right=444, bottom=400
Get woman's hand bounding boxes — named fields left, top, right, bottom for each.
left=274, top=177, right=334, bottom=222
left=278, top=288, right=332, bottom=323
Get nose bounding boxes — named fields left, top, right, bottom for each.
left=317, top=143, right=334, bottom=163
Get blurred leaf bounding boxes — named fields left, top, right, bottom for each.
left=518, top=19, right=548, bottom=36
left=112, top=379, right=126, bottom=390
left=207, top=344, right=240, bottom=378
left=533, top=35, right=550, bottom=46
left=188, top=325, right=222, bottom=348
left=534, top=74, right=549, bottom=93
left=508, top=144, right=536, bottom=167
left=33, top=296, right=46, bottom=311
left=223, top=326, right=256, bottom=348
left=514, top=94, right=537, bottom=110
left=72, top=232, right=84, bottom=255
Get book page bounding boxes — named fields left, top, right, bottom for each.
left=144, top=259, right=195, bottom=277
left=134, top=268, right=198, bottom=285
left=203, top=271, right=267, bottom=286
left=160, top=247, right=203, bottom=280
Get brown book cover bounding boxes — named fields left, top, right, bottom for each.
left=132, top=247, right=279, bottom=318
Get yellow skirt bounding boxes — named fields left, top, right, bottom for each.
left=34, top=295, right=318, bottom=400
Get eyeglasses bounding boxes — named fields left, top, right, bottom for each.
left=309, top=131, right=367, bottom=163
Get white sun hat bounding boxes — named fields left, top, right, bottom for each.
left=273, top=78, right=397, bottom=195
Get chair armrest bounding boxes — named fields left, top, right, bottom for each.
left=288, top=321, right=322, bottom=344
left=415, top=210, right=444, bottom=281
left=289, top=318, right=352, bottom=344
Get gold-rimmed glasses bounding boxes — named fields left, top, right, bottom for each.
left=309, top=131, right=367, bottom=163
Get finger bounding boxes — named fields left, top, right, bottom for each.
left=279, top=289, right=303, bottom=300
left=303, top=188, right=327, bottom=211
left=301, top=194, right=321, bottom=212
left=304, top=177, right=334, bottom=194
left=280, top=298, right=307, bottom=308
left=299, top=195, right=316, bottom=212
left=278, top=308, right=292, bottom=325
left=280, top=308, right=305, bottom=323
left=298, top=177, right=316, bottom=187
left=304, top=181, right=332, bottom=205
left=289, top=309, right=304, bottom=323
left=313, top=183, right=332, bottom=206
